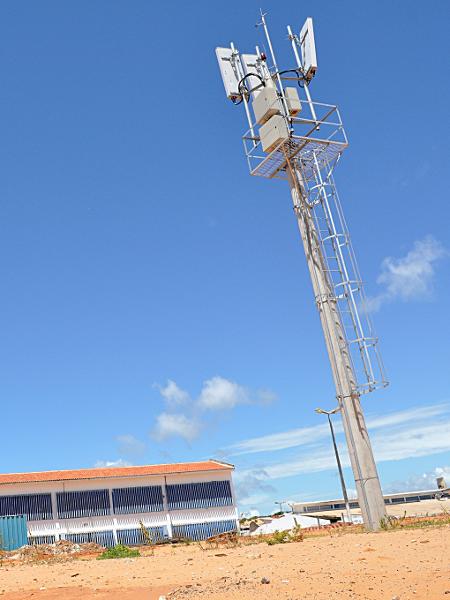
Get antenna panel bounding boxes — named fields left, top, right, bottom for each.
left=299, top=17, right=317, bottom=81
left=241, top=53, right=267, bottom=97
left=215, top=47, right=242, bottom=99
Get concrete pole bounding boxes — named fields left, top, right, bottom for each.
left=287, top=162, right=387, bottom=530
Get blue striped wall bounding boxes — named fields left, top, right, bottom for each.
left=0, top=515, right=28, bottom=551
left=0, top=494, right=52, bottom=521
left=28, top=534, right=56, bottom=545
left=116, top=525, right=168, bottom=546
left=65, top=530, right=115, bottom=547
left=112, top=485, right=163, bottom=514
left=56, top=490, right=110, bottom=519
left=166, top=481, right=233, bottom=510
left=0, top=480, right=234, bottom=522
left=172, top=519, right=237, bottom=541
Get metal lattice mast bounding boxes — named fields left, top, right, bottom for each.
left=216, top=13, right=388, bottom=530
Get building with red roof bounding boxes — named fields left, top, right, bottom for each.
left=0, top=460, right=238, bottom=546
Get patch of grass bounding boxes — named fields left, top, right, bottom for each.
left=266, top=530, right=291, bottom=545
left=266, top=518, right=306, bottom=545
left=97, top=544, right=140, bottom=560
left=290, top=524, right=305, bottom=542
left=394, top=516, right=450, bottom=530
left=380, top=512, right=450, bottom=532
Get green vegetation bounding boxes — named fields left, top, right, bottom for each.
left=380, top=512, right=450, bottom=532
left=266, top=530, right=290, bottom=545
left=265, top=517, right=305, bottom=545
left=97, top=544, right=140, bottom=560
left=139, top=520, right=154, bottom=546
left=266, top=526, right=304, bottom=545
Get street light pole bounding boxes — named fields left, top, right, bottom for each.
left=316, top=407, right=352, bottom=524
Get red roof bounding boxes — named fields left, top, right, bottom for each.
left=0, top=460, right=233, bottom=485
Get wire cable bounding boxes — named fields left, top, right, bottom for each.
left=278, top=68, right=307, bottom=88
left=237, top=73, right=265, bottom=101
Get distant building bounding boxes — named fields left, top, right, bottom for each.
left=291, top=488, right=450, bottom=521
left=0, top=460, right=238, bottom=546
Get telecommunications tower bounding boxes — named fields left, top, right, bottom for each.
left=216, top=13, right=389, bottom=530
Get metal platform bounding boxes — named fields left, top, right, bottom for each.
left=243, top=101, right=348, bottom=180
left=250, top=135, right=347, bottom=180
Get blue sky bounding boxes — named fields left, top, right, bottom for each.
left=1, top=0, right=449, bottom=516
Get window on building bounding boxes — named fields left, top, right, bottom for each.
left=56, top=490, right=110, bottom=519
left=65, top=530, right=114, bottom=547
left=166, top=480, right=233, bottom=510
left=304, top=505, right=323, bottom=513
left=172, top=519, right=237, bottom=541
left=116, top=525, right=168, bottom=545
left=112, top=486, right=164, bottom=514
left=0, top=493, right=52, bottom=521
left=28, top=534, right=56, bottom=545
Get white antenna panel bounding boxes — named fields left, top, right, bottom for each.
left=241, top=54, right=265, bottom=97
left=299, top=17, right=317, bottom=81
left=215, top=47, right=242, bottom=99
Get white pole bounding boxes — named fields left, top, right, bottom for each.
left=260, top=12, right=290, bottom=121
left=230, top=42, right=256, bottom=142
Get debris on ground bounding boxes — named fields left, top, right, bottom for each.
left=4, top=540, right=104, bottom=563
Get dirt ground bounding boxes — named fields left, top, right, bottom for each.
left=0, top=526, right=449, bottom=599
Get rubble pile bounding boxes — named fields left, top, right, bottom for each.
left=6, top=540, right=104, bottom=563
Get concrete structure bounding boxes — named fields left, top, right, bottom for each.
left=0, top=460, right=238, bottom=546
left=291, top=489, right=450, bottom=521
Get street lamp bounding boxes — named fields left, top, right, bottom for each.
left=274, top=501, right=286, bottom=514
left=315, top=406, right=352, bottom=524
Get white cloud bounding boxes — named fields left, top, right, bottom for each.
left=152, top=376, right=276, bottom=443
left=158, top=380, right=190, bottom=408
left=372, top=420, right=450, bottom=463
left=228, top=423, right=330, bottom=456
left=198, top=376, right=248, bottom=410
left=238, top=412, right=450, bottom=482
left=152, top=376, right=276, bottom=441
left=386, top=466, right=450, bottom=494
left=234, top=468, right=276, bottom=507
left=260, top=449, right=337, bottom=479
left=366, top=403, right=450, bottom=430
left=116, top=434, right=146, bottom=456
left=238, top=493, right=271, bottom=507
left=152, top=412, right=200, bottom=442
left=367, top=235, right=446, bottom=311
left=228, top=403, right=450, bottom=456
left=94, top=459, right=131, bottom=468
left=240, top=509, right=261, bottom=518
left=257, top=389, right=277, bottom=406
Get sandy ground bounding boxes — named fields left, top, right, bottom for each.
left=0, top=526, right=449, bottom=599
